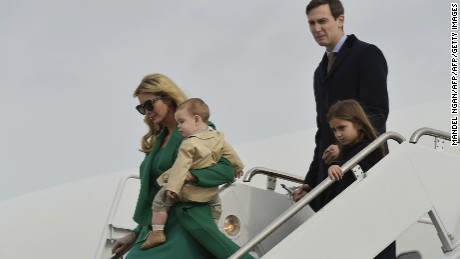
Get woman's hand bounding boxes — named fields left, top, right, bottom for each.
left=322, top=144, right=339, bottom=164
left=111, top=231, right=137, bottom=255
left=328, top=165, right=343, bottom=181
left=291, top=184, right=311, bottom=202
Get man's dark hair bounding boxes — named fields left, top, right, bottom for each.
left=306, top=0, right=344, bottom=19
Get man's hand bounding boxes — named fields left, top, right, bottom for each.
left=291, top=184, right=311, bottom=202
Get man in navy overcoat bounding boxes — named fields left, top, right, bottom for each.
left=293, top=0, right=389, bottom=211
left=292, top=1, right=394, bottom=258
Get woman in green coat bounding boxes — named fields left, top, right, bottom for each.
left=111, top=73, right=253, bottom=259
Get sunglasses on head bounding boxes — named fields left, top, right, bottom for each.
left=135, top=95, right=163, bottom=115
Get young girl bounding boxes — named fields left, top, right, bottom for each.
left=325, top=99, right=395, bottom=259
left=324, top=99, right=386, bottom=205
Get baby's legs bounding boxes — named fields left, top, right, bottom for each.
left=208, top=194, right=222, bottom=224
left=152, top=188, right=175, bottom=228
left=141, top=188, right=176, bottom=250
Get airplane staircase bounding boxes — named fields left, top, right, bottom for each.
left=230, top=127, right=460, bottom=258
left=96, top=127, right=460, bottom=259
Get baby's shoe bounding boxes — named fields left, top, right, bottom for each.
left=141, top=230, right=166, bottom=250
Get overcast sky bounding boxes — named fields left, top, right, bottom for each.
left=0, top=0, right=451, bottom=201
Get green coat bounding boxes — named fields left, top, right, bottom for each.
left=126, top=125, right=254, bottom=259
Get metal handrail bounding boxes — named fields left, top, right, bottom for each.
left=95, top=173, right=139, bottom=259
left=96, top=172, right=240, bottom=258
left=107, top=173, right=140, bottom=225
left=229, top=131, right=406, bottom=259
left=418, top=217, right=433, bottom=225
left=243, top=167, right=304, bottom=184
left=409, top=127, right=451, bottom=143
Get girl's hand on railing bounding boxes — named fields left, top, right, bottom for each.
left=328, top=165, right=343, bottom=181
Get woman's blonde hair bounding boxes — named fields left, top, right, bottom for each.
left=133, top=73, right=188, bottom=153
left=327, top=99, right=385, bottom=159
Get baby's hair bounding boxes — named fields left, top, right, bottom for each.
left=177, top=98, right=210, bottom=123
left=327, top=99, right=385, bottom=158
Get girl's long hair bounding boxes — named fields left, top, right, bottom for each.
left=133, top=73, right=187, bottom=153
left=327, top=99, right=385, bottom=159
